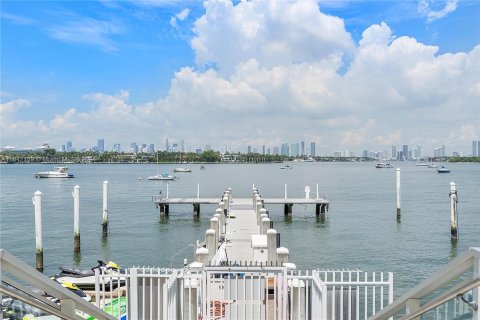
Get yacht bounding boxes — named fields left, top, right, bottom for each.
left=375, top=163, right=393, bottom=168
left=173, top=167, right=192, bottom=173
left=437, top=165, right=451, bottom=173
left=34, top=166, right=75, bottom=178
left=148, top=173, right=176, bottom=181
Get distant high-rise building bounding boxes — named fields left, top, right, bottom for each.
left=113, top=143, right=121, bottom=153
left=310, top=142, right=316, bottom=157
left=281, top=143, right=289, bottom=156
left=273, top=147, right=280, bottom=155
left=473, top=141, right=480, bottom=156
left=300, top=141, right=305, bottom=156
left=147, top=144, right=155, bottom=153
left=262, top=145, right=265, bottom=155
left=291, top=143, right=299, bottom=157
left=195, top=148, right=203, bottom=154
left=363, top=150, right=369, bottom=158
left=165, top=138, right=169, bottom=152
left=392, top=145, right=396, bottom=160
left=434, top=145, right=446, bottom=158
left=60, top=144, right=66, bottom=152
left=66, top=141, right=73, bottom=152
left=333, top=151, right=342, bottom=157
left=181, top=139, right=185, bottom=152
left=267, top=147, right=271, bottom=155
left=130, top=142, right=138, bottom=154
left=402, top=145, right=408, bottom=160
left=97, top=139, right=105, bottom=153
left=247, top=146, right=252, bottom=154
left=397, top=151, right=403, bottom=160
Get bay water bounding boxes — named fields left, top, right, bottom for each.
left=1, top=162, right=479, bottom=295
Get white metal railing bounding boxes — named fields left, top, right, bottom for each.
left=371, top=246, right=480, bottom=320
left=96, top=265, right=393, bottom=319
left=0, top=249, right=115, bottom=320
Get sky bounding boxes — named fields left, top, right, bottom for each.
left=1, top=0, right=479, bottom=155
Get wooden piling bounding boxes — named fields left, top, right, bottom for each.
left=396, top=168, right=401, bottom=218
left=33, top=191, right=43, bottom=272
left=284, top=203, right=293, bottom=217
left=450, top=182, right=458, bottom=240
left=102, top=180, right=108, bottom=235
left=73, top=185, right=80, bottom=253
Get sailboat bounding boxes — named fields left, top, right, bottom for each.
left=148, top=151, right=176, bottom=181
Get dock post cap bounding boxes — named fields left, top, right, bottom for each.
left=210, top=217, right=219, bottom=222
left=267, top=229, right=277, bottom=235
left=213, top=213, right=221, bottom=219
left=34, top=191, right=42, bottom=195
left=262, top=217, right=270, bottom=222
left=283, top=262, right=296, bottom=270
left=396, top=168, right=400, bottom=171
left=259, top=208, right=267, bottom=214
left=206, top=229, right=216, bottom=235
left=277, top=247, right=289, bottom=254
left=215, top=208, right=223, bottom=213
left=103, top=180, right=108, bottom=184
left=450, top=181, right=456, bottom=187
left=74, top=185, right=80, bottom=189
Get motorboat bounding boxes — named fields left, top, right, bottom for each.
left=280, top=165, right=292, bottom=170
left=148, top=173, right=176, bottom=180
left=34, top=166, right=74, bottom=178
left=375, top=163, right=393, bottom=168
left=173, top=167, right=192, bottom=172
left=415, top=162, right=429, bottom=166
left=437, top=165, right=450, bottom=173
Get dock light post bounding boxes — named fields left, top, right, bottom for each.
left=396, top=168, right=401, bottom=219
left=102, top=180, right=108, bottom=236
left=33, top=191, right=43, bottom=272
left=73, top=185, right=80, bottom=252
left=450, top=182, right=458, bottom=240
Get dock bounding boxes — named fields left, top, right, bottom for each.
left=152, top=186, right=329, bottom=218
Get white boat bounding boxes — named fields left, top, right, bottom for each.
left=148, top=173, right=176, bottom=180
left=437, top=165, right=451, bottom=173
left=173, top=167, right=192, bottom=172
left=428, top=163, right=439, bottom=168
left=415, top=162, right=429, bottom=166
left=375, top=163, right=393, bottom=168
left=34, top=166, right=74, bottom=178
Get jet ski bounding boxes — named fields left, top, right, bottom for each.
left=54, top=260, right=125, bottom=291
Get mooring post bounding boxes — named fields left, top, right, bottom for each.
left=267, top=229, right=277, bottom=264
left=316, top=183, right=319, bottom=199
left=315, top=204, right=320, bottom=216
left=259, top=208, right=267, bottom=228
left=197, top=183, right=200, bottom=199
left=262, top=217, right=270, bottom=235
left=102, top=180, right=108, bottom=235
left=276, top=247, right=289, bottom=264
left=450, top=182, right=458, bottom=240
left=210, top=217, right=219, bottom=242
left=195, top=247, right=209, bottom=265
left=396, top=168, right=401, bottom=218
left=223, top=195, right=229, bottom=213
left=33, top=191, right=43, bottom=272
left=166, top=182, right=169, bottom=199
left=284, top=203, right=293, bottom=217
left=216, top=208, right=224, bottom=234
left=73, top=185, right=80, bottom=252
left=284, top=184, right=287, bottom=199
left=206, top=229, right=216, bottom=262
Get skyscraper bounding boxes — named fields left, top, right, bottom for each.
left=97, top=139, right=105, bottom=153
left=247, top=146, right=252, bottom=154
left=113, top=143, right=121, bottom=153
left=66, top=141, right=73, bottom=152
left=300, top=141, right=305, bottom=156
left=291, top=143, right=299, bottom=157
left=130, top=142, right=138, bottom=154
left=310, top=142, right=316, bottom=157
left=402, top=145, right=408, bottom=160
left=473, top=141, right=480, bottom=156
left=281, top=143, right=289, bottom=156
left=391, top=145, right=396, bottom=160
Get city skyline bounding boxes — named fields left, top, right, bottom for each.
left=1, top=1, right=479, bottom=154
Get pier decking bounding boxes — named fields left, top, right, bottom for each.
left=152, top=192, right=329, bottom=217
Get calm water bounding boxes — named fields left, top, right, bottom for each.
left=1, top=162, right=479, bottom=295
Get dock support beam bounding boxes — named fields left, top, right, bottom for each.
left=316, top=203, right=327, bottom=219
left=160, top=204, right=169, bottom=216
left=193, top=203, right=200, bottom=218
left=284, top=203, right=293, bottom=217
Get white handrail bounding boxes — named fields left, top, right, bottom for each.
left=0, top=249, right=115, bottom=320
left=371, top=246, right=480, bottom=320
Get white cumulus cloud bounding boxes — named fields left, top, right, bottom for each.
left=418, top=0, right=459, bottom=22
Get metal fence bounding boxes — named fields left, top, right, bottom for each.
left=95, top=266, right=393, bottom=319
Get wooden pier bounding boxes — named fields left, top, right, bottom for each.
left=152, top=193, right=329, bottom=218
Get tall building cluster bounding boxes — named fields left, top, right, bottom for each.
left=472, top=141, right=480, bottom=156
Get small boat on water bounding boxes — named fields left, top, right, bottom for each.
left=428, top=164, right=439, bottom=168
left=375, top=163, right=393, bottom=168
left=280, top=165, right=292, bottom=170
left=148, top=173, right=176, bottom=180
left=34, top=166, right=74, bottom=178
left=173, top=167, right=192, bottom=172
left=437, top=165, right=450, bottom=173
left=415, top=162, right=429, bottom=166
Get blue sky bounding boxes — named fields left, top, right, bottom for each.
left=1, top=0, right=479, bottom=155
